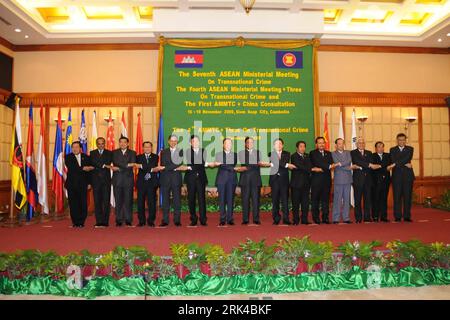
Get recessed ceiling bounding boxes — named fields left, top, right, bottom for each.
left=0, top=0, right=448, bottom=47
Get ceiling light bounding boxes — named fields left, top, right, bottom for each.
left=37, top=7, right=70, bottom=23
left=351, top=7, right=392, bottom=23
left=14, top=28, right=21, bottom=32
left=83, top=6, right=123, bottom=20
left=400, top=12, right=431, bottom=25
left=324, top=9, right=342, bottom=24
left=437, top=38, right=442, bottom=42
left=447, top=33, right=450, bottom=37
left=24, top=35, right=29, bottom=38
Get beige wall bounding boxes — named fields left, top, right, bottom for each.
left=12, top=50, right=450, bottom=93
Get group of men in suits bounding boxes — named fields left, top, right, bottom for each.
left=64, top=132, right=415, bottom=228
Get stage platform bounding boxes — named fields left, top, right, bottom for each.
left=0, top=206, right=449, bottom=255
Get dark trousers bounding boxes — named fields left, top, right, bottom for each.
left=353, top=182, right=372, bottom=222
left=372, top=180, right=389, bottom=221
left=187, top=179, right=207, bottom=224
left=113, top=185, right=133, bottom=224
left=161, top=184, right=181, bottom=224
left=291, top=185, right=310, bottom=224
left=92, top=183, right=111, bottom=225
left=241, top=185, right=260, bottom=223
left=68, top=187, right=88, bottom=226
left=311, top=180, right=330, bottom=223
left=392, top=176, right=413, bottom=220
left=271, top=181, right=289, bottom=223
left=217, top=182, right=236, bottom=223
left=137, top=184, right=157, bottom=225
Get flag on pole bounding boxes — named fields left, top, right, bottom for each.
left=64, top=109, right=73, bottom=155
left=106, top=111, right=115, bottom=207
left=120, top=111, right=127, bottom=139
left=157, top=113, right=164, bottom=206
left=79, top=109, right=87, bottom=153
left=134, top=113, right=143, bottom=189
left=338, top=110, right=345, bottom=140
left=37, top=104, right=49, bottom=215
left=323, top=112, right=330, bottom=151
left=9, top=97, right=27, bottom=210
left=25, top=103, right=38, bottom=221
left=52, top=109, right=64, bottom=214
left=350, top=109, right=357, bottom=207
left=89, top=110, right=98, bottom=153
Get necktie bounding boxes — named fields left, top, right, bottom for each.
left=99, top=150, right=103, bottom=156
left=361, top=150, right=364, bottom=156
left=379, top=154, right=383, bottom=161
left=146, top=154, right=149, bottom=163
left=76, top=155, right=81, bottom=166
left=277, top=152, right=281, bottom=160
left=321, top=151, right=324, bottom=157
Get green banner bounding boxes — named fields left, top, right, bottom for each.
left=160, top=39, right=318, bottom=185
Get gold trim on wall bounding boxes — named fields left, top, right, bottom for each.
left=320, top=92, right=449, bottom=106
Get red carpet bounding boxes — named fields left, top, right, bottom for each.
left=0, top=206, right=449, bottom=255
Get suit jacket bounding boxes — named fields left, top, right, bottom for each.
left=332, top=150, right=353, bottom=185
left=215, top=151, right=237, bottom=186
left=309, top=149, right=333, bottom=185
left=238, top=149, right=262, bottom=187
left=371, top=152, right=391, bottom=185
left=159, top=147, right=184, bottom=187
left=90, top=149, right=112, bottom=188
left=184, top=148, right=208, bottom=185
left=290, top=152, right=311, bottom=188
left=136, top=153, right=159, bottom=188
left=351, top=149, right=373, bottom=187
left=268, top=150, right=290, bottom=186
left=64, top=153, right=91, bottom=190
left=389, top=145, right=415, bottom=182
left=111, top=148, right=137, bottom=188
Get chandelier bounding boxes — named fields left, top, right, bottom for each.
left=240, top=0, right=256, bottom=14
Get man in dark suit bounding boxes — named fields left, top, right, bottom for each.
left=65, top=141, right=93, bottom=228
left=371, top=141, right=391, bottom=222
left=388, top=133, right=415, bottom=222
left=351, top=138, right=381, bottom=223
left=310, top=136, right=336, bottom=224
left=214, top=138, right=239, bottom=226
left=290, top=141, right=312, bottom=225
left=238, top=137, right=262, bottom=225
left=268, top=138, right=295, bottom=225
left=111, top=137, right=136, bottom=227
left=135, top=141, right=160, bottom=227
left=159, top=135, right=187, bottom=227
left=185, top=135, right=211, bottom=226
left=90, top=137, right=112, bottom=227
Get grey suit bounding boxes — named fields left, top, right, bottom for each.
left=332, top=150, right=353, bottom=222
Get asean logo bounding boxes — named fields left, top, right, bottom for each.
left=282, top=53, right=296, bottom=67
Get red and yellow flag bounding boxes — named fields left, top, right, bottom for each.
left=323, top=112, right=330, bottom=151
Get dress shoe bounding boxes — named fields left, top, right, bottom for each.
left=116, top=222, right=123, bottom=227
left=227, top=221, right=234, bottom=226
left=94, top=224, right=104, bottom=228
left=293, top=222, right=299, bottom=226
left=364, top=219, right=373, bottom=223
left=333, top=221, right=339, bottom=224
left=200, top=222, right=208, bottom=226
left=273, top=221, right=280, bottom=225
left=189, top=222, right=197, bottom=227
left=219, top=222, right=226, bottom=226
left=394, top=219, right=401, bottom=222
left=242, top=221, right=249, bottom=225
left=159, top=222, right=168, bottom=227
left=343, top=221, right=352, bottom=224
left=322, top=220, right=330, bottom=224
left=312, top=220, right=321, bottom=225
left=175, top=222, right=182, bottom=227
left=301, top=221, right=311, bottom=225
left=148, top=222, right=155, bottom=227
left=355, top=220, right=362, bottom=224
left=126, top=223, right=133, bottom=227
left=381, top=219, right=390, bottom=223
left=136, top=223, right=145, bottom=227
left=283, top=221, right=292, bottom=226
left=404, top=218, right=413, bottom=222
left=253, top=221, right=261, bottom=225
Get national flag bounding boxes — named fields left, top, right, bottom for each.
left=25, top=103, right=38, bottom=221
left=175, top=50, right=203, bottom=68
left=89, top=110, right=98, bottom=153
left=64, top=109, right=73, bottom=155
left=323, top=112, right=330, bottom=151
left=120, top=111, right=128, bottom=139
left=134, top=112, right=143, bottom=189
left=52, top=109, right=64, bottom=214
left=338, top=110, right=344, bottom=140
left=37, top=104, right=49, bottom=215
left=79, top=109, right=87, bottom=153
left=9, top=97, right=27, bottom=210
left=106, top=111, right=115, bottom=207
left=157, top=113, right=164, bottom=206
left=350, top=109, right=357, bottom=207
left=275, top=51, right=303, bottom=69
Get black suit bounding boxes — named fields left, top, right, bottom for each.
left=351, top=149, right=374, bottom=222
left=290, top=152, right=312, bottom=224
left=215, top=151, right=238, bottom=224
left=64, top=153, right=91, bottom=226
left=390, top=146, right=415, bottom=220
left=160, top=148, right=183, bottom=224
left=90, top=149, right=112, bottom=226
left=184, top=148, right=208, bottom=225
left=310, top=149, right=333, bottom=223
left=238, top=149, right=262, bottom=224
left=269, top=150, right=290, bottom=224
left=136, top=153, right=159, bottom=225
left=112, top=148, right=136, bottom=225
left=371, top=152, right=391, bottom=221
